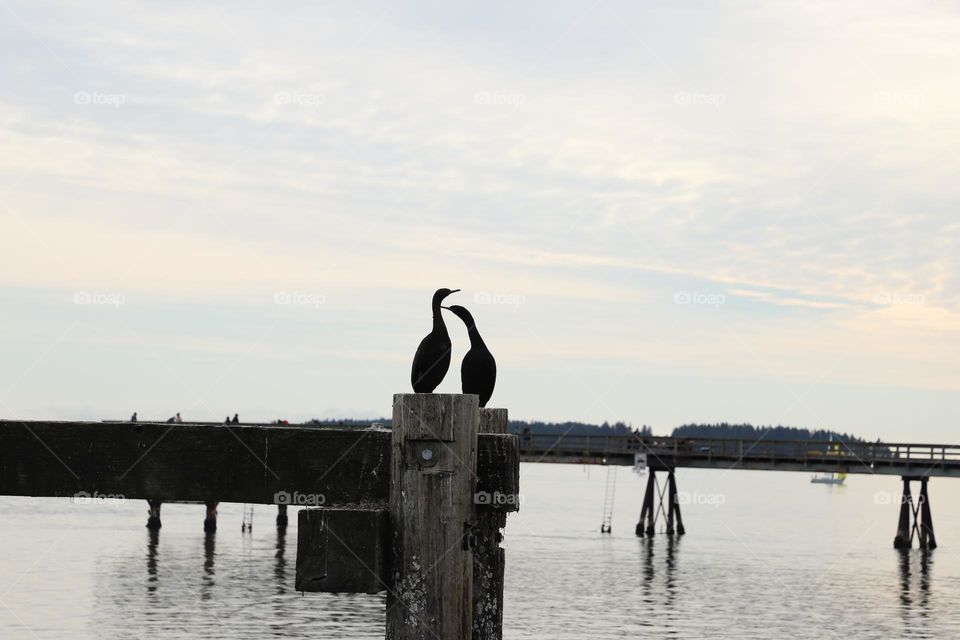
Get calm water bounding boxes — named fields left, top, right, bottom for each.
left=0, top=464, right=958, bottom=639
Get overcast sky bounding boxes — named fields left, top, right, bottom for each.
left=0, top=1, right=957, bottom=440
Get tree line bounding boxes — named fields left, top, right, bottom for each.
left=671, top=423, right=866, bottom=442
left=305, top=418, right=867, bottom=443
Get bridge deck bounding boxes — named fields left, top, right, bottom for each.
left=518, top=434, right=960, bottom=478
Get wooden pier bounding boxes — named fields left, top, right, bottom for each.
left=519, top=433, right=960, bottom=477
left=0, top=394, right=520, bottom=640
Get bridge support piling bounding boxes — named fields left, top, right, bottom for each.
left=668, top=471, right=685, bottom=536
left=919, top=478, right=937, bottom=550
left=204, top=501, right=218, bottom=533
left=893, top=477, right=936, bottom=550
left=637, top=469, right=656, bottom=536
left=894, top=478, right=913, bottom=549
left=276, top=504, right=288, bottom=529
left=146, top=499, right=162, bottom=530
left=665, top=476, right=675, bottom=535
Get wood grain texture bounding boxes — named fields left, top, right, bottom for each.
left=0, top=420, right=515, bottom=508
left=473, top=408, right=510, bottom=640
left=0, top=420, right=390, bottom=506
left=296, top=507, right=390, bottom=594
left=387, top=394, right=479, bottom=640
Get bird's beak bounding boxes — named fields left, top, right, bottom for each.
left=441, top=306, right=451, bottom=310
left=449, top=289, right=461, bottom=294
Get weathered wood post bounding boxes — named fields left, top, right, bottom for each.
left=474, top=408, right=509, bottom=640
left=388, top=393, right=479, bottom=640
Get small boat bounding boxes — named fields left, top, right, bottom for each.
left=811, top=472, right=846, bottom=485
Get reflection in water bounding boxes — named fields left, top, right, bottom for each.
left=664, top=535, right=679, bottom=609
left=146, top=529, right=159, bottom=595
left=274, top=526, right=287, bottom=595
left=638, top=536, right=680, bottom=636
left=201, top=533, right=216, bottom=600
left=898, top=549, right=932, bottom=636
left=96, top=516, right=384, bottom=638
left=29, top=465, right=960, bottom=640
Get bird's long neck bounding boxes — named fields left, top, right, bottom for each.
left=431, top=302, right=449, bottom=337
left=466, top=325, right=486, bottom=349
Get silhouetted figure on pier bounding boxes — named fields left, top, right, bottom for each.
left=444, top=305, right=497, bottom=407
left=224, top=416, right=231, bottom=424
left=232, top=413, right=239, bottom=424
left=130, top=412, right=137, bottom=422
left=410, top=288, right=460, bottom=393
left=175, top=412, right=182, bottom=423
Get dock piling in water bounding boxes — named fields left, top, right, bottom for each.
left=894, top=476, right=937, bottom=550
left=204, top=501, right=218, bottom=533
left=146, top=499, right=162, bottom=530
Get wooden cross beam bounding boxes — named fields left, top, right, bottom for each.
left=0, top=418, right=517, bottom=508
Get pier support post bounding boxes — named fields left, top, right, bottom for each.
left=665, top=477, right=675, bottom=536
left=204, top=501, right=218, bottom=533
left=668, top=471, right=685, bottom=536
left=637, top=469, right=657, bottom=537
left=146, top=499, right=162, bottom=530
left=893, top=477, right=936, bottom=550
left=388, top=393, right=479, bottom=640
left=894, top=478, right=913, bottom=549
left=473, top=408, right=508, bottom=640
left=277, top=504, right=288, bottom=529
left=919, top=478, right=937, bottom=550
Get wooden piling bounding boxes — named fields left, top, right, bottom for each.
left=668, top=471, right=685, bottom=536
left=146, top=499, right=162, bottom=530
left=894, top=477, right=913, bottom=549
left=474, top=408, right=508, bottom=640
left=204, top=501, right=218, bottom=533
left=387, top=393, right=479, bottom=640
left=641, top=470, right=656, bottom=536
left=919, top=478, right=936, bottom=550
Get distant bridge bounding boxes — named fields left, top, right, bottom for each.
left=518, top=433, right=954, bottom=548
left=517, top=433, right=960, bottom=477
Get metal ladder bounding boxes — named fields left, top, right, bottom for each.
left=600, top=466, right=618, bottom=533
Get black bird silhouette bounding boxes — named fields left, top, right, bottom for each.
left=410, top=288, right=461, bottom=393
left=443, top=305, right=497, bottom=407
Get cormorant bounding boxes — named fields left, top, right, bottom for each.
left=443, top=305, right=497, bottom=407
left=410, top=288, right=460, bottom=393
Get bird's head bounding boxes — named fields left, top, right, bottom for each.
left=432, top=288, right=461, bottom=305
left=442, top=304, right=475, bottom=327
